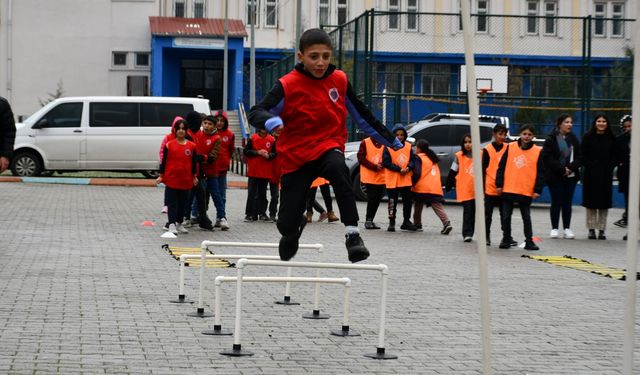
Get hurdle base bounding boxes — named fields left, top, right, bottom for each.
left=330, top=326, right=361, bottom=337
left=220, top=344, right=254, bottom=357
left=186, top=307, right=214, bottom=318
left=202, top=324, right=233, bottom=336
left=364, top=347, right=398, bottom=360
left=274, top=296, right=300, bottom=305
left=302, top=310, right=330, bottom=319
left=169, top=294, right=194, bottom=304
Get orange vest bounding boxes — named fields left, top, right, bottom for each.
left=359, top=138, right=386, bottom=185
left=311, top=177, right=328, bottom=188
left=454, top=150, right=475, bottom=202
left=411, top=153, right=443, bottom=195
left=384, top=143, right=413, bottom=188
left=502, top=142, right=541, bottom=197
left=483, top=143, right=507, bottom=196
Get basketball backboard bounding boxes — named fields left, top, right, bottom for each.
left=460, top=65, right=508, bottom=94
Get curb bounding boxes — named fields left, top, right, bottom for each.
left=0, top=176, right=249, bottom=189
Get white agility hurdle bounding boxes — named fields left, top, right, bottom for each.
left=187, top=241, right=323, bottom=318
left=220, top=258, right=397, bottom=360
left=206, top=276, right=351, bottom=338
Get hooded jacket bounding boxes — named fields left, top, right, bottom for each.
left=213, top=110, right=235, bottom=174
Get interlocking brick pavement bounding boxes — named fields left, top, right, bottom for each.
left=0, top=178, right=638, bottom=374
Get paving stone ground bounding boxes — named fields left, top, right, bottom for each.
left=1, top=178, right=639, bottom=374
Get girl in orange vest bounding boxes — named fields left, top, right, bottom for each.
left=495, top=124, right=544, bottom=250
left=382, top=124, right=417, bottom=232
left=411, top=139, right=452, bottom=235
left=445, top=134, right=475, bottom=242
left=357, top=136, right=386, bottom=229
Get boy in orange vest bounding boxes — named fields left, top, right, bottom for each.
left=446, top=134, right=475, bottom=242
left=358, top=136, right=386, bottom=229
left=495, top=124, right=544, bottom=250
left=411, top=139, right=452, bottom=234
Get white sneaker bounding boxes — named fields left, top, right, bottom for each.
left=564, top=228, right=575, bottom=239
left=550, top=229, right=559, bottom=238
left=219, top=218, right=230, bottom=231
left=176, top=223, right=189, bottom=234
left=168, top=223, right=178, bottom=235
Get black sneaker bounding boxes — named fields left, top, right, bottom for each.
left=588, top=229, right=596, bottom=240
left=509, top=240, right=518, bottom=247
left=279, top=216, right=307, bottom=261
left=524, top=240, right=539, bottom=251
left=365, top=221, right=381, bottom=230
left=441, top=222, right=452, bottom=235
left=199, top=219, right=214, bottom=231
left=400, top=221, right=418, bottom=232
left=498, top=239, right=512, bottom=249
left=259, top=214, right=272, bottom=222
left=387, top=219, right=395, bottom=232
left=415, top=224, right=423, bottom=232
left=345, top=233, right=370, bottom=263
left=244, top=215, right=255, bottom=222
left=598, top=230, right=606, bottom=240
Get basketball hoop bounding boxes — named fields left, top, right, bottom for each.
left=478, top=88, right=491, bottom=95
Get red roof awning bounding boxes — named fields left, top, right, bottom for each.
left=149, top=16, right=247, bottom=38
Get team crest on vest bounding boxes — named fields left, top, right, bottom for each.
left=185, top=149, right=192, bottom=156
left=222, top=136, right=229, bottom=142
left=397, top=153, right=408, bottom=165
left=328, top=88, right=339, bottom=103
left=266, top=142, right=272, bottom=148
left=206, top=139, right=212, bottom=146
left=465, top=166, right=474, bottom=175
left=513, top=155, right=527, bottom=169
left=431, top=166, right=437, bottom=176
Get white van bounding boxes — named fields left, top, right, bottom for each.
left=11, top=96, right=211, bottom=177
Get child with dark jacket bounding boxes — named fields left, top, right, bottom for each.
left=248, top=28, right=399, bottom=263
left=445, top=134, right=475, bottom=242
left=496, top=124, right=545, bottom=250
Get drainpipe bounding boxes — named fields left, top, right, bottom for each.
left=223, top=0, right=228, bottom=112
left=6, top=0, right=13, bottom=102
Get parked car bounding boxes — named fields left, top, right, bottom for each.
left=345, top=113, right=510, bottom=200
left=11, top=96, right=211, bottom=177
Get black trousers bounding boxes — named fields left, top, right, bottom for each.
left=484, top=195, right=504, bottom=239
left=166, top=187, right=190, bottom=224
left=501, top=194, right=533, bottom=242
left=245, top=177, right=269, bottom=218
left=269, top=182, right=279, bottom=218
left=387, top=186, right=412, bottom=222
left=365, top=183, right=385, bottom=221
left=462, top=199, right=475, bottom=238
left=277, top=149, right=357, bottom=236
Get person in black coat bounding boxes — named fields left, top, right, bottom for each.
left=581, top=113, right=616, bottom=240
left=540, top=114, right=582, bottom=239
left=0, top=96, right=16, bottom=173
left=614, top=115, right=631, bottom=228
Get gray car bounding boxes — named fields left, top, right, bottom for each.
left=344, top=113, right=510, bottom=201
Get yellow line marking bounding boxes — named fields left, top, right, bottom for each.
left=523, top=255, right=638, bottom=281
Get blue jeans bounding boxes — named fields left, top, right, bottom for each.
left=548, top=178, right=577, bottom=229
left=206, top=177, right=226, bottom=220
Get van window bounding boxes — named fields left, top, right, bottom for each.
left=451, top=125, right=495, bottom=144
left=40, top=102, right=83, bottom=128
left=140, top=103, right=194, bottom=127
left=412, top=125, right=449, bottom=146
left=90, top=103, right=139, bottom=127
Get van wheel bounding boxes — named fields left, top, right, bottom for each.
left=141, top=170, right=160, bottom=179
left=352, top=171, right=368, bottom=201
left=11, top=152, right=42, bottom=177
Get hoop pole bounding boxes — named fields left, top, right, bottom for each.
left=377, top=272, right=388, bottom=349
left=179, top=258, right=186, bottom=297
left=196, top=244, right=207, bottom=311
left=284, top=267, right=293, bottom=298
left=232, top=267, right=244, bottom=347
left=313, top=269, right=321, bottom=311
left=214, top=281, right=222, bottom=327
left=343, top=282, right=351, bottom=328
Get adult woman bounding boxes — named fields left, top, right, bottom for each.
left=541, top=114, right=582, bottom=239
left=581, top=113, right=616, bottom=239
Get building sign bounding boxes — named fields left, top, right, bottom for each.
left=174, top=38, right=224, bottom=49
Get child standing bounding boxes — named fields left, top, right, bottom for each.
left=382, top=124, right=417, bottom=232
left=212, top=111, right=235, bottom=230
left=196, top=115, right=225, bottom=229
left=248, top=28, right=399, bottom=262
left=411, top=139, right=452, bottom=235
left=482, top=124, right=513, bottom=246
left=446, top=134, right=475, bottom=242
left=495, top=124, right=544, bottom=250
left=357, top=136, right=386, bottom=229
left=157, top=117, right=198, bottom=234
left=243, top=128, right=276, bottom=222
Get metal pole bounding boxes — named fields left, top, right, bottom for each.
left=250, top=0, right=256, bottom=107
left=223, top=0, right=228, bottom=112
left=622, top=1, right=640, bottom=372
left=460, top=1, right=492, bottom=374
left=295, top=0, right=302, bottom=54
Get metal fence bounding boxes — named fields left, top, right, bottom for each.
left=258, top=10, right=634, bottom=138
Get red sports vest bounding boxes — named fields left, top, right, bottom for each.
left=246, top=133, right=275, bottom=179
left=216, top=128, right=235, bottom=174
left=502, top=142, right=541, bottom=197
left=384, top=143, right=412, bottom=189
left=360, top=138, right=386, bottom=185
left=483, top=143, right=507, bottom=196
left=196, top=131, right=221, bottom=177
left=412, top=153, right=443, bottom=195
left=454, top=150, right=475, bottom=202
left=277, top=69, right=348, bottom=174
left=163, top=139, right=196, bottom=190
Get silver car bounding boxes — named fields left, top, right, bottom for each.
left=345, top=113, right=510, bottom=200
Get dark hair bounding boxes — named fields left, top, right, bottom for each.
left=459, top=133, right=472, bottom=154
left=519, top=123, right=536, bottom=134
left=203, top=115, right=216, bottom=123
left=587, top=113, right=614, bottom=138
left=493, top=124, right=508, bottom=134
left=299, top=28, right=332, bottom=52
left=172, top=119, right=187, bottom=135
left=415, top=139, right=439, bottom=164
left=555, top=113, right=572, bottom=127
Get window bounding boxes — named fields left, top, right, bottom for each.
left=135, top=52, right=149, bottom=67
left=39, top=103, right=83, bottom=128
left=265, top=0, right=278, bottom=27
left=112, top=52, right=127, bottom=67
left=386, top=63, right=414, bottom=94
left=174, top=0, right=185, bottom=17
left=140, top=103, right=193, bottom=127
left=89, top=103, right=139, bottom=127
left=476, top=0, right=489, bottom=33
left=526, top=1, right=538, bottom=34
left=337, top=0, right=348, bottom=25
left=594, top=2, right=606, bottom=37
left=421, top=65, right=450, bottom=95
left=193, top=0, right=205, bottom=18
left=412, top=125, right=449, bottom=147
left=543, top=1, right=557, bottom=35
left=388, top=0, right=400, bottom=30
left=247, top=0, right=259, bottom=26
left=127, top=76, right=149, bottom=96
left=407, top=0, right=418, bottom=31
left=319, top=0, right=330, bottom=26
left=612, top=3, right=625, bottom=37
